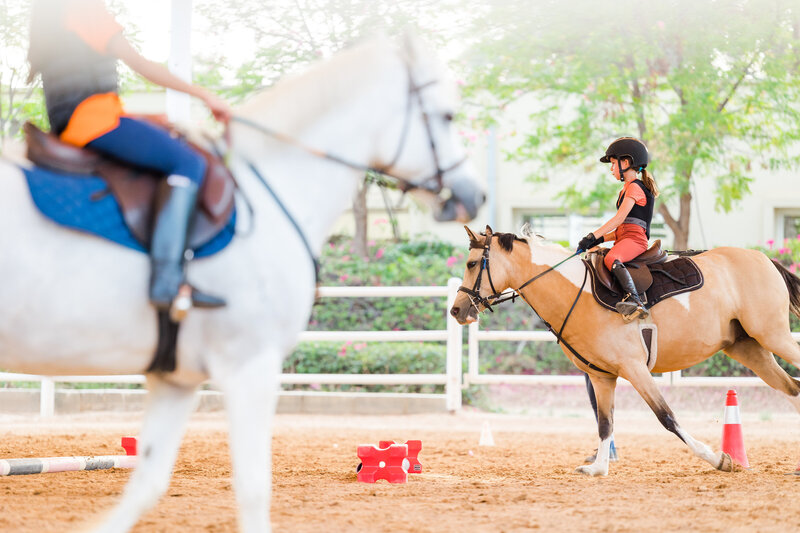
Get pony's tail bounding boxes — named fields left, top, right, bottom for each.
left=772, top=259, right=800, bottom=318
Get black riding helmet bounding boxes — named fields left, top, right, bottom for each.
left=599, top=137, right=649, bottom=175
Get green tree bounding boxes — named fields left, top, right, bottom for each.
left=463, top=0, right=800, bottom=249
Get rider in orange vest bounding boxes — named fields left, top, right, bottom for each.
left=577, top=137, right=660, bottom=320
left=27, top=0, right=231, bottom=314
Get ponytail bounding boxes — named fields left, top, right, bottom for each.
left=640, top=169, right=659, bottom=198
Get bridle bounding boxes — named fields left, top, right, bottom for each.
left=457, top=236, right=513, bottom=313
left=231, top=56, right=467, bottom=198
left=457, top=235, right=580, bottom=313
left=457, top=234, right=612, bottom=375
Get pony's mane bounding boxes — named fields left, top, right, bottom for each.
left=477, top=231, right=528, bottom=252
left=236, top=37, right=397, bottom=135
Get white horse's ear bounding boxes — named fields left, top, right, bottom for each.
left=520, top=223, right=534, bottom=239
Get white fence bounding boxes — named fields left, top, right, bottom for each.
left=2, top=278, right=799, bottom=417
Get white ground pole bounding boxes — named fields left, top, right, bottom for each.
left=0, top=456, right=137, bottom=476
left=167, top=0, right=193, bottom=123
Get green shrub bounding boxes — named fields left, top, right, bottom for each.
left=283, top=341, right=445, bottom=393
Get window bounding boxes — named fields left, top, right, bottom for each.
left=783, top=215, right=800, bottom=242
left=774, top=209, right=800, bottom=243
left=514, top=210, right=670, bottom=246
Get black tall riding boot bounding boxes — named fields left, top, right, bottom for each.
left=611, top=260, right=648, bottom=320
left=149, top=176, right=225, bottom=316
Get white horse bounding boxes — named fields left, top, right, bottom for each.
left=0, top=36, right=483, bottom=532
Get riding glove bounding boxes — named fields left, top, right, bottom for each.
left=577, top=233, right=603, bottom=252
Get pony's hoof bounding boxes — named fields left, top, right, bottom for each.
left=717, top=452, right=733, bottom=472
left=574, top=464, right=608, bottom=477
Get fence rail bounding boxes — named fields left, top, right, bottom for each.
left=2, top=279, right=799, bottom=417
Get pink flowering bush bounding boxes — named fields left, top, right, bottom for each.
left=756, top=235, right=800, bottom=273
left=283, top=342, right=446, bottom=393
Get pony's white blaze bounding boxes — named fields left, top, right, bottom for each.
left=0, top=35, right=482, bottom=533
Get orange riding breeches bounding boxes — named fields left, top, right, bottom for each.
left=604, top=224, right=649, bottom=270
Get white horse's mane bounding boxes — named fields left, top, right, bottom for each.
left=237, top=37, right=399, bottom=135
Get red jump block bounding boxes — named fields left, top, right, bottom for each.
left=121, top=436, right=137, bottom=456
left=357, top=443, right=408, bottom=483
left=379, top=440, right=422, bottom=474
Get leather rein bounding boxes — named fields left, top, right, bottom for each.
left=458, top=237, right=612, bottom=375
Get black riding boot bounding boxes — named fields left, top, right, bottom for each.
left=149, top=176, right=225, bottom=316
left=611, top=260, right=648, bottom=320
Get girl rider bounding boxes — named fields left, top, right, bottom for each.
left=579, top=137, right=659, bottom=465
left=27, top=0, right=231, bottom=315
left=577, top=137, right=660, bottom=321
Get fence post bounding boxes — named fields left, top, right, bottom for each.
left=467, top=320, right=480, bottom=386
left=40, top=377, right=55, bottom=417
left=446, top=277, right=463, bottom=411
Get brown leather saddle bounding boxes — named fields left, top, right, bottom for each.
left=23, top=121, right=236, bottom=249
left=584, top=240, right=705, bottom=313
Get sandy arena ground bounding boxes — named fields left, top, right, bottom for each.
left=1, top=408, right=799, bottom=532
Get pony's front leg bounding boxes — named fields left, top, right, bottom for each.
left=622, top=363, right=733, bottom=472
left=575, top=374, right=617, bottom=477
left=218, top=350, right=283, bottom=533
left=95, top=375, right=198, bottom=533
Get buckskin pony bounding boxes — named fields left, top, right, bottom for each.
left=0, top=36, right=483, bottom=532
left=450, top=225, right=800, bottom=476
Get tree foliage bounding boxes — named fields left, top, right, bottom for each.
left=0, top=1, right=45, bottom=143
left=463, top=0, right=800, bottom=248
left=194, top=0, right=469, bottom=100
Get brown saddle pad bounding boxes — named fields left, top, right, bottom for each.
left=23, top=121, right=236, bottom=249
left=584, top=244, right=704, bottom=313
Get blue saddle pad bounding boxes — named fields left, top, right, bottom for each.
left=22, top=166, right=235, bottom=258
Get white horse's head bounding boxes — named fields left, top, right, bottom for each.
left=382, top=34, right=485, bottom=222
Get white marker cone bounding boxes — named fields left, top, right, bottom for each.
left=479, top=421, right=495, bottom=447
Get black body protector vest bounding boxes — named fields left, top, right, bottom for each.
left=39, top=24, right=119, bottom=135
left=616, top=179, right=654, bottom=238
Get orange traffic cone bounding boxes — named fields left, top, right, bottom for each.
left=721, top=389, right=750, bottom=469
